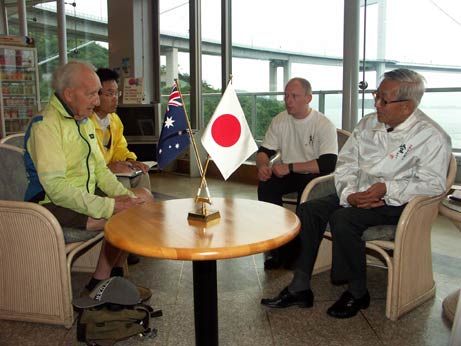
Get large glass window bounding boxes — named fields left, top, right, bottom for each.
left=159, top=0, right=191, bottom=119
left=362, top=0, right=461, bottom=148
left=231, top=0, right=344, bottom=139
left=2, top=0, right=461, bottom=147
left=7, top=0, right=108, bottom=103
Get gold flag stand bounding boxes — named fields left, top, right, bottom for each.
left=175, top=79, right=220, bottom=223
left=187, top=155, right=220, bottom=222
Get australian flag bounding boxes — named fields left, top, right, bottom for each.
left=157, top=83, right=191, bottom=169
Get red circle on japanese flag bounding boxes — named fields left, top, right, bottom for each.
left=211, top=114, right=241, bottom=147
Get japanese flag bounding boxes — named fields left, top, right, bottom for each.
left=201, top=83, right=258, bottom=180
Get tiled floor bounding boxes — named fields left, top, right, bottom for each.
left=1, top=171, right=460, bottom=346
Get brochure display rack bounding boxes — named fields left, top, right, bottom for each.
left=0, top=45, right=40, bottom=138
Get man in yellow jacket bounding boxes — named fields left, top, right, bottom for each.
left=24, top=61, right=153, bottom=296
left=90, top=68, right=151, bottom=191
left=90, top=68, right=151, bottom=265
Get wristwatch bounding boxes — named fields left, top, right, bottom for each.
left=288, top=163, right=294, bottom=173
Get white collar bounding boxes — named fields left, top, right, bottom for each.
left=95, top=113, right=111, bottom=129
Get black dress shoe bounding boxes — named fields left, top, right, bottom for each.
left=327, top=290, right=370, bottom=318
left=261, top=287, right=313, bottom=308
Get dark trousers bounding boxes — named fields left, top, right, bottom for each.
left=295, top=194, right=405, bottom=283
left=258, top=173, right=319, bottom=206
left=258, top=173, right=319, bottom=264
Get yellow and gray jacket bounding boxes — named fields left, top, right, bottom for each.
left=24, top=94, right=132, bottom=219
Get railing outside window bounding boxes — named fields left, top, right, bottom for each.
left=162, top=87, right=461, bottom=152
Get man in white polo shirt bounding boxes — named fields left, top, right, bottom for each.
left=256, top=77, right=338, bottom=269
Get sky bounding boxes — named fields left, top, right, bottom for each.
left=38, top=0, right=461, bottom=91
left=160, top=0, right=461, bottom=91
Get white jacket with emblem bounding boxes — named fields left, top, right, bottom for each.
left=334, top=108, right=452, bottom=207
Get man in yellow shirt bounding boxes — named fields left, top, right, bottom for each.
left=90, top=68, right=151, bottom=191
left=90, top=68, right=151, bottom=265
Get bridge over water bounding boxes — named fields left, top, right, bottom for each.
left=8, top=5, right=461, bottom=89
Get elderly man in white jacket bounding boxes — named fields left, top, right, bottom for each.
left=261, top=68, right=452, bottom=319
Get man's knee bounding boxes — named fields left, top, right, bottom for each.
left=86, top=217, right=106, bottom=231
left=297, top=201, right=315, bottom=220
left=329, top=207, right=354, bottom=227
left=329, top=208, right=365, bottom=240
left=258, top=178, right=284, bottom=204
left=131, top=187, right=153, bottom=203
left=297, top=196, right=332, bottom=220
left=296, top=200, right=329, bottom=236
left=131, top=173, right=151, bottom=190
left=257, top=181, right=272, bottom=199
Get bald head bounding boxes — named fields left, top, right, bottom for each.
left=53, top=61, right=101, bottom=120
left=52, top=61, right=98, bottom=95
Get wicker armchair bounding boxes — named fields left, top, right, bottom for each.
left=0, top=143, right=103, bottom=328
left=299, top=154, right=457, bottom=320
left=0, top=132, right=25, bottom=148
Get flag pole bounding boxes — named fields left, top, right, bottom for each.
left=175, top=80, right=219, bottom=222
left=175, top=79, right=212, bottom=201
left=194, top=74, right=232, bottom=191
left=188, top=154, right=220, bottom=222
left=175, top=79, right=204, bottom=176
left=195, top=155, right=211, bottom=201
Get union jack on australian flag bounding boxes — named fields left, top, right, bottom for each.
left=157, top=83, right=191, bottom=169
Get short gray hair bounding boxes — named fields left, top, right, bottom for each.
left=287, top=77, right=312, bottom=95
left=52, top=60, right=97, bottom=95
left=382, top=69, right=426, bottom=106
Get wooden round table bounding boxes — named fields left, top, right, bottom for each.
left=105, top=198, right=300, bottom=346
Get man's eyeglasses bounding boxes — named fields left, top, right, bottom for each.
left=99, top=90, right=122, bottom=98
left=372, top=92, right=409, bottom=106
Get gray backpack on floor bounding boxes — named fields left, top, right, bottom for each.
left=72, top=277, right=162, bottom=346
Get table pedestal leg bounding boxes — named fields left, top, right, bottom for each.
left=193, top=260, right=218, bottom=346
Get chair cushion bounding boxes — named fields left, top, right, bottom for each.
left=325, top=224, right=397, bottom=241
left=62, top=227, right=101, bottom=244
left=0, top=145, right=28, bottom=201
left=2, top=134, right=25, bottom=148
left=361, top=225, right=396, bottom=241
left=307, top=180, right=337, bottom=201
